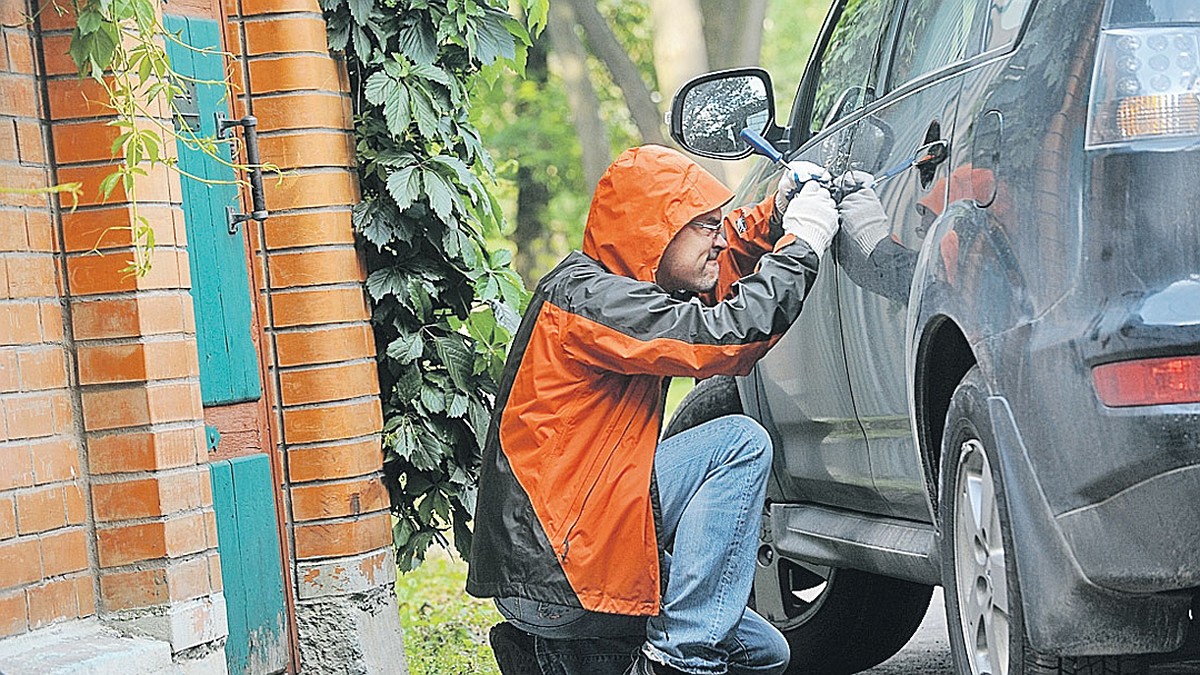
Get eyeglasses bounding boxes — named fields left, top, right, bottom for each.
left=687, top=219, right=725, bottom=239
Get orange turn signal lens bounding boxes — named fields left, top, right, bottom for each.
left=1116, top=93, right=1200, bottom=140
left=1093, top=355, right=1200, bottom=407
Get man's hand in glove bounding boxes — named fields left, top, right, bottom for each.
left=776, top=161, right=831, bottom=216
left=782, top=179, right=839, bottom=257
left=835, top=170, right=891, bottom=257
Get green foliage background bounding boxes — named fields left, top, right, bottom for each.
left=320, top=0, right=547, bottom=570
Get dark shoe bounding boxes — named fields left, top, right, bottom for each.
left=490, top=622, right=540, bottom=675
left=623, top=652, right=687, bottom=675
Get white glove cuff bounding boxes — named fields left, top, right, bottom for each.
left=850, top=219, right=888, bottom=258
left=790, top=222, right=834, bottom=258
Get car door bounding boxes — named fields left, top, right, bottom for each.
left=838, top=0, right=982, bottom=520
left=752, top=0, right=900, bottom=515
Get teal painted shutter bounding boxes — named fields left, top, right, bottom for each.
left=163, top=15, right=262, bottom=406
left=210, top=457, right=288, bottom=674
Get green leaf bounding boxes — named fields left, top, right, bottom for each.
left=447, top=393, right=468, bottom=419
left=470, top=8, right=517, bottom=65
left=422, top=169, right=455, bottom=222
left=365, top=266, right=404, bottom=300
left=76, top=9, right=102, bottom=36
left=394, top=365, right=422, bottom=401
left=347, top=0, right=372, bottom=25
left=386, top=333, right=424, bottom=364
left=434, top=336, right=473, bottom=391
left=408, top=85, right=439, bottom=140
left=467, top=399, right=491, bottom=450
left=385, top=165, right=421, bottom=211
left=397, top=18, right=437, bottom=65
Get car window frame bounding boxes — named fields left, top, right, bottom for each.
left=787, top=0, right=905, bottom=149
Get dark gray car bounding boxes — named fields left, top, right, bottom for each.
left=666, top=1, right=1200, bottom=673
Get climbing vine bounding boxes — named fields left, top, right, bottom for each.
left=321, top=0, right=547, bottom=569
left=61, top=0, right=266, bottom=275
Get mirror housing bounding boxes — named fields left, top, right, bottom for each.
left=668, top=67, right=784, bottom=160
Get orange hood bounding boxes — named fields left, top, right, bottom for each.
left=582, top=145, right=734, bottom=283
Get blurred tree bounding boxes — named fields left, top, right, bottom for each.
left=477, top=0, right=830, bottom=286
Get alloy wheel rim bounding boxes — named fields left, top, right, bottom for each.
left=954, top=438, right=1010, bottom=675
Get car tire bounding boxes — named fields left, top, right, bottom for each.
left=939, top=366, right=1148, bottom=675
left=665, top=376, right=934, bottom=675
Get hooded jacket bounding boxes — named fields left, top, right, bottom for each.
left=466, top=145, right=822, bottom=616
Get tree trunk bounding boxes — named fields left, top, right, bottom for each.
left=700, top=0, right=768, bottom=69
left=562, top=0, right=667, bottom=145
left=649, top=0, right=710, bottom=105
left=546, top=1, right=611, bottom=193
left=512, top=33, right=551, bottom=285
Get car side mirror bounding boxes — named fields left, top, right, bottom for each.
left=668, top=67, right=781, bottom=160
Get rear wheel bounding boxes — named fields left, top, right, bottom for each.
left=665, top=377, right=933, bottom=674
left=939, top=367, right=1148, bottom=675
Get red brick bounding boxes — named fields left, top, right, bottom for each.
left=0, top=495, right=14, bottom=539
left=260, top=210, right=353, bottom=251
left=0, top=444, right=33, bottom=489
left=293, top=510, right=391, bottom=559
left=207, top=551, right=221, bottom=592
left=253, top=93, right=351, bottom=133
left=35, top=0, right=78, bottom=32
left=96, top=513, right=207, bottom=567
left=286, top=438, right=382, bottom=482
left=270, top=287, right=368, bottom=328
left=0, top=347, right=16, bottom=392
left=5, top=254, right=56, bottom=298
left=37, top=299, right=62, bottom=342
left=0, top=589, right=26, bottom=637
left=25, top=211, right=56, bottom=253
left=27, top=576, right=79, bottom=628
left=91, top=470, right=204, bottom=522
left=38, top=32, right=75, bottom=77
left=49, top=390, right=72, bottom=435
left=242, top=16, right=329, bottom=56
left=61, top=205, right=181, bottom=252
left=16, top=347, right=65, bottom=391
left=30, top=437, right=78, bottom=484
left=69, top=293, right=191, bottom=340
left=239, top=0, right=320, bottom=16
left=0, top=538, right=41, bottom=589
left=257, top=131, right=354, bottom=170
left=260, top=169, right=357, bottom=210
left=44, top=76, right=113, bottom=120
left=279, top=360, right=377, bottom=406
left=0, top=73, right=37, bottom=117
left=0, top=303, right=38, bottom=349
left=80, top=381, right=201, bottom=431
left=99, top=567, right=167, bottom=609
left=86, top=427, right=200, bottom=474
left=14, top=120, right=44, bottom=165
left=282, top=398, right=382, bottom=444
left=76, top=339, right=199, bottom=385
left=0, top=164, right=51, bottom=208
left=65, top=246, right=185, bottom=295
left=266, top=247, right=363, bottom=289
left=15, top=485, right=65, bottom=534
left=74, top=575, right=94, bottom=617
left=63, top=482, right=83, bottom=524
left=4, top=393, right=56, bottom=440
left=273, top=324, right=373, bottom=367
left=290, top=476, right=388, bottom=521
left=40, top=527, right=88, bottom=577
left=0, top=210, right=25, bottom=251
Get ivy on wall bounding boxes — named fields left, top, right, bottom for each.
left=321, top=0, right=547, bottom=570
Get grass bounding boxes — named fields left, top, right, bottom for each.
left=395, top=378, right=695, bottom=673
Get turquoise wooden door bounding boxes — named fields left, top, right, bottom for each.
left=164, top=16, right=288, bottom=675
left=164, top=14, right=261, bottom=406
left=210, top=457, right=288, bottom=674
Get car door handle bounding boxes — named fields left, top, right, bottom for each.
left=914, top=139, right=950, bottom=168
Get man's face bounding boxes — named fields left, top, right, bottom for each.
left=656, top=208, right=727, bottom=294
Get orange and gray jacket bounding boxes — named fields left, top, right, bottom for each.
left=466, top=146, right=821, bottom=616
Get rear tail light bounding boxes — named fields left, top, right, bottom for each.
left=1092, top=355, right=1200, bottom=407
left=1087, top=27, right=1200, bottom=150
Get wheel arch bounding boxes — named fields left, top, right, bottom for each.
left=913, top=314, right=975, bottom=517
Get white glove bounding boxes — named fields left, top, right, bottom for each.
left=835, top=171, right=890, bottom=257
left=782, top=179, right=838, bottom=257
left=776, top=160, right=831, bottom=215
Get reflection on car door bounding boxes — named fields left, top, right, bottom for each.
left=755, top=0, right=899, bottom=515
left=839, top=0, right=979, bottom=521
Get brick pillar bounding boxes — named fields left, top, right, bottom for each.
left=0, top=0, right=94, bottom=637
left=34, top=2, right=228, bottom=669
left=225, top=0, right=407, bottom=671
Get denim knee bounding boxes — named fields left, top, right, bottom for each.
left=722, top=414, right=772, bottom=467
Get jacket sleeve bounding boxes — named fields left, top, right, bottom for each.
left=553, top=239, right=820, bottom=378
left=704, top=193, right=783, bottom=304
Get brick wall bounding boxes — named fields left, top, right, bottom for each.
left=30, top=0, right=227, bottom=656
left=225, top=0, right=404, bottom=668
left=0, top=0, right=94, bottom=638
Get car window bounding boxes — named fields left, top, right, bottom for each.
left=889, top=0, right=977, bottom=90
left=809, top=0, right=897, bottom=135
left=977, top=0, right=1035, bottom=53
left=1109, top=0, right=1200, bottom=25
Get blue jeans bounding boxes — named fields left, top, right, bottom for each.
left=497, top=414, right=789, bottom=675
